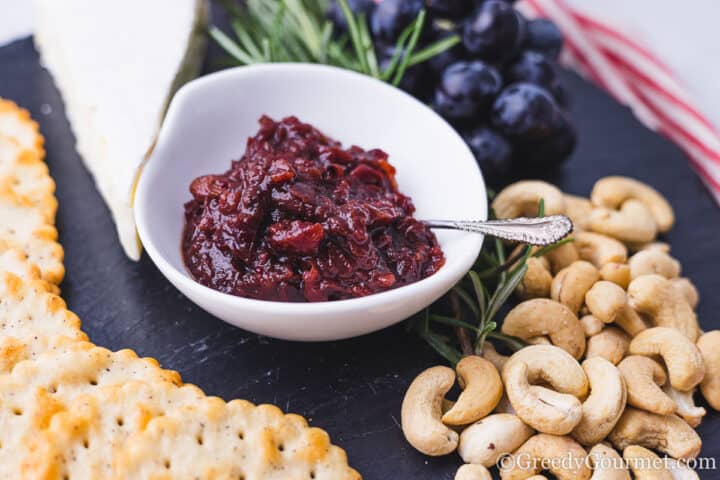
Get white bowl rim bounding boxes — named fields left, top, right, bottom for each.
left=135, top=62, right=487, bottom=316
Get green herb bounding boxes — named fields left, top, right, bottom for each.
left=410, top=198, right=573, bottom=366
left=211, top=0, right=461, bottom=85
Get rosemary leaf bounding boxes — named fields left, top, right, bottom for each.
left=429, top=314, right=480, bottom=333
left=210, top=27, right=258, bottom=65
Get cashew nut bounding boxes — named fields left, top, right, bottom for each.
left=571, top=357, right=627, bottom=446
left=544, top=241, right=580, bottom=274
left=564, top=194, right=593, bottom=231
left=501, top=299, right=586, bottom=359
left=585, top=281, right=626, bottom=324
left=661, top=385, right=706, bottom=427
left=628, top=275, right=700, bottom=341
left=502, top=345, right=588, bottom=434
left=458, top=413, right=534, bottom=467
left=629, top=327, right=705, bottom=392
left=443, top=356, right=503, bottom=426
left=665, top=458, right=700, bottom=480
left=587, top=443, right=630, bottom=480
left=517, top=257, right=553, bottom=300
left=586, top=327, right=631, bottom=366
left=609, top=407, right=702, bottom=460
left=600, top=262, right=631, bottom=290
left=618, top=356, right=676, bottom=415
left=499, top=434, right=591, bottom=480
left=551, top=261, right=600, bottom=314
left=629, top=250, right=681, bottom=280
left=481, top=342, right=508, bottom=372
left=629, top=241, right=672, bottom=254
left=455, top=464, right=492, bottom=480
left=575, top=232, right=628, bottom=267
left=581, top=315, right=604, bottom=337
left=492, top=181, right=566, bottom=219
left=671, top=278, right=699, bottom=310
left=623, top=445, right=672, bottom=480
left=589, top=199, right=658, bottom=243
left=590, top=176, right=675, bottom=232
left=614, top=305, right=649, bottom=338
left=697, top=330, right=720, bottom=411
left=401, top=366, right=459, bottom=455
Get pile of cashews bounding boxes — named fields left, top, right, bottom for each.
left=401, top=176, right=720, bottom=480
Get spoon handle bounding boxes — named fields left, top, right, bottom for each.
left=424, top=215, right=574, bottom=246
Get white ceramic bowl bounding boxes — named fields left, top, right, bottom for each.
left=136, top=63, right=486, bottom=341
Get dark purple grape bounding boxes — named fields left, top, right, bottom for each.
left=491, top=82, right=561, bottom=141
left=463, top=0, right=526, bottom=62
left=426, top=0, right=473, bottom=19
left=526, top=18, right=564, bottom=59
left=371, top=0, right=424, bottom=45
left=515, top=113, right=576, bottom=167
left=505, top=50, right=566, bottom=104
left=434, top=61, right=503, bottom=121
left=425, top=19, right=467, bottom=77
left=463, top=126, right=513, bottom=176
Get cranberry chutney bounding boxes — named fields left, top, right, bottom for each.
left=182, top=116, right=445, bottom=302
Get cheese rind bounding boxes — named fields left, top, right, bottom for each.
left=32, top=0, right=208, bottom=259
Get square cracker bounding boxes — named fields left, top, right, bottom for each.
left=0, top=193, right=64, bottom=284
left=20, top=380, right=206, bottom=479
left=0, top=248, right=59, bottom=294
left=0, top=135, right=57, bottom=223
left=0, top=343, right=183, bottom=479
left=114, top=397, right=362, bottom=480
left=0, top=99, right=45, bottom=157
left=0, top=272, right=83, bottom=373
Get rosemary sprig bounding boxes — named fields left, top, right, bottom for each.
left=212, top=0, right=461, bottom=84
left=411, top=198, right=574, bottom=366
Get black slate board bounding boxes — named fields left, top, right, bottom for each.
left=1, top=9, right=720, bottom=480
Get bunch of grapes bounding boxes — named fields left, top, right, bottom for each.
left=328, top=0, right=576, bottom=180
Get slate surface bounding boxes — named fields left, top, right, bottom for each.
left=1, top=11, right=719, bottom=479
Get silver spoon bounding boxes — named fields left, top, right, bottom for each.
left=423, top=215, right=574, bottom=246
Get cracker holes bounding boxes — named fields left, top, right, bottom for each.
left=237, top=431, right=244, bottom=440
left=116, top=417, right=124, bottom=427
left=163, top=459, right=171, bottom=470
left=278, top=443, right=285, bottom=453
left=12, top=407, right=22, bottom=416
left=88, top=378, right=98, bottom=386
left=196, top=435, right=204, bottom=446
left=82, top=439, right=89, bottom=449
left=310, top=471, right=316, bottom=479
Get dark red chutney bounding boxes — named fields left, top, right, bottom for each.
left=182, top=116, right=445, bottom=302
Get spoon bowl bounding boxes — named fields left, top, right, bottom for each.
left=135, top=63, right=487, bottom=341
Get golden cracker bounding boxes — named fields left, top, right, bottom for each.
left=0, top=344, right=183, bottom=478
left=0, top=135, right=57, bottom=223
left=115, top=397, right=361, bottom=480
left=0, top=99, right=45, bottom=158
left=0, top=272, right=83, bottom=373
left=0, top=189, right=64, bottom=284
left=22, top=380, right=206, bottom=479
left=0, top=248, right=59, bottom=294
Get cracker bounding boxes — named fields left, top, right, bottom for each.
left=0, top=135, right=57, bottom=223
left=115, top=397, right=362, bottom=480
left=0, top=194, right=64, bottom=284
left=0, top=272, right=83, bottom=372
left=22, top=380, right=206, bottom=479
left=0, top=248, right=59, bottom=294
left=0, top=99, right=45, bottom=158
left=0, top=343, right=183, bottom=478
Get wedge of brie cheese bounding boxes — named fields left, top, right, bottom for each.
left=33, top=0, right=208, bottom=260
